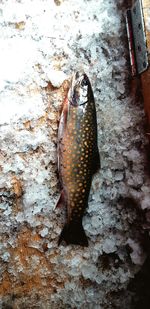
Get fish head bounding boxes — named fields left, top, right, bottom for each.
left=68, top=71, right=93, bottom=109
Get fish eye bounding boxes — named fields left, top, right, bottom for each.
left=81, top=77, right=88, bottom=87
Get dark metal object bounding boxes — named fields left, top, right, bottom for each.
left=126, top=0, right=148, bottom=76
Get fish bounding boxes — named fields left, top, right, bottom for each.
left=57, top=71, right=100, bottom=246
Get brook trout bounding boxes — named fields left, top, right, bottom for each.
left=57, top=71, right=100, bottom=246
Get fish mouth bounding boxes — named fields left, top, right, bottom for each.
left=75, top=71, right=80, bottom=80
left=73, top=71, right=85, bottom=83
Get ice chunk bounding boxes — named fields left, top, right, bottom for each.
left=47, top=70, right=67, bottom=88
left=127, top=238, right=146, bottom=265
left=114, top=171, right=124, bottom=181
left=1, top=252, right=10, bottom=262
left=91, top=216, right=101, bottom=229
left=102, top=238, right=117, bottom=254
left=141, top=196, right=150, bottom=210
left=39, top=227, right=49, bottom=237
left=81, top=264, right=97, bottom=280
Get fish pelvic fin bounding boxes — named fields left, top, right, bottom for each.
left=55, top=190, right=66, bottom=209
left=58, top=220, right=88, bottom=247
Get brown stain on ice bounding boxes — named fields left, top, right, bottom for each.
left=0, top=228, right=63, bottom=297
left=54, top=0, right=64, bottom=6
left=23, top=115, right=48, bottom=131
left=11, top=176, right=23, bottom=198
left=8, top=21, right=26, bottom=30
left=22, top=80, right=69, bottom=133
left=10, top=176, right=24, bottom=215
left=23, top=120, right=33, bottom=131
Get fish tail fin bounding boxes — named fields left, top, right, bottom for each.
left=58, top=220, right=88, bottom=247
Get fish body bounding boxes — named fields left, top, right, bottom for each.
left=57, top=71, right=100, bottom=246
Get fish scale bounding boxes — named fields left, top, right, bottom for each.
left=57, top=71, right=100, bottom=246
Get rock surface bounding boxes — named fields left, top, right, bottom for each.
left=0, top=0, right=149, bottom=308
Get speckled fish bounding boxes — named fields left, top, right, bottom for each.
left=57, top=71, right=100, bottom=246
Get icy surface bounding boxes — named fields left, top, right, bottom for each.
left=0, top=0, right=149, bottom=308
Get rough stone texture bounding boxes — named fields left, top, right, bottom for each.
left=0, top=0, right=150, bottom=308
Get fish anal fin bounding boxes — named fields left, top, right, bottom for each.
left=92, top=147, right=100, bottom=175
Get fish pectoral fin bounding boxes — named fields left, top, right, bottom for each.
left=92, top=147, right=100, bottom=175
left=55, top=190, right=66, bottom=209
